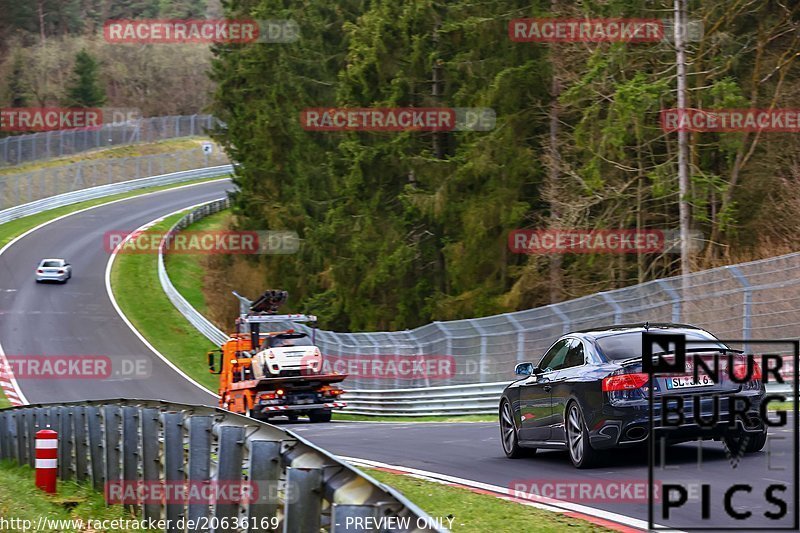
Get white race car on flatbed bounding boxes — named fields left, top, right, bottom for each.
left=251, top=331, right=322, bottom=378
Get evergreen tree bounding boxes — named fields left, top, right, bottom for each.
left=63, top=49, right=106, bottom=107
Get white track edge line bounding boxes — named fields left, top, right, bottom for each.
left=104, top=201, right=223, bottom=399
left=0, top=177, right=230, bottom=405
left=341, top=456, right=684, bottom=532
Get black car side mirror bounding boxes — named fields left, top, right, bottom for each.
left=515, top=362, right=539, bottom=376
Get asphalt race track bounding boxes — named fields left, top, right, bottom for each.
left=292, top=417, right=797, bottom=530
left=0, top=179, right=230, bottom=405
left=1, top=179, right=796, bottom=531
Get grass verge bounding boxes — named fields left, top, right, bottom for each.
left=365, top=468, right=611, bottom=532
left=0, top=460, right=152, bottom=532
left=163, top=210, right=230, bottom=315
left=110, top=214, right=219, bottom=392
left=0, top=138, right=216, bottom=176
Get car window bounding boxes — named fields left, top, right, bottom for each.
left=268, top=334, right=312, bottom=348
left=538, top=339, right=570, bottom=372
left=561, top=339, right=585, bottom=369
left=595, top=331, right=728, bottom=360
left=42, top=260, right=63, bottom=267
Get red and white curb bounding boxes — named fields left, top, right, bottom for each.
left=342, top=456, right=682, bottom=533
left=0, top=352, right=26, bottom=406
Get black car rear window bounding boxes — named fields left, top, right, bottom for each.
left=42, top=260, right=63, bottom=267
left=595, top=331, right=727, bottom=360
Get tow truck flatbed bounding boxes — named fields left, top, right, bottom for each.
left=229, top=373, right=347, bottom=391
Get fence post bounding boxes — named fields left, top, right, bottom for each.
left=656, top=279, right=682, bottom=322
left=504, top=313, right=527, bottom=364
left=551, top=304, right=571, bottom=334
left=599, top=292, right=623, bottom=324
left=103, top=406, right=122, bottom=494
left=727, top=266, right=752, bottom=352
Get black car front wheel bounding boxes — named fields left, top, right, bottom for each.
left=500, top=400, right=534, bottom=458
left=566, top=401, right=602, bottom=468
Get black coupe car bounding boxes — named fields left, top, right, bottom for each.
left=499, top=323, right=768, bottom=468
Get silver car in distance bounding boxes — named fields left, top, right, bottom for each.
left=35, top=258, right=72, bottom=283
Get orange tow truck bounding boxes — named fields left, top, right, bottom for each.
left=207, top=290, right=347, bottom=422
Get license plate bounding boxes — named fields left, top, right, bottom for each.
left=666, top=375, right=714, bottom=389
left=295, top=399, right=313, bottom=405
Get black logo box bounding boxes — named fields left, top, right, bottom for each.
left=642, top=333, right=799, bottom=531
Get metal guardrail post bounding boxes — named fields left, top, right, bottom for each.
left=141, top=408, right=161, bottom=522
left=87, top=406, right=105, bottom=491
left=15, top=412, right=25, bottom=465
left=162, top=411, right=185, bottom=531
left=58, top=406, right=73, bottom=481
left=332, top=504, right=378, bottom=532
left=0, top=412, right=9, bottom=460
left=187, top=415, right=213, bottom=529
left=284, top=467, right=323, bottom=533
left=73, top=406, right=88, bottom=483
left=247, top=440, right=282, bottom=529
left=215, top=425, right=246, bottom=532
left=122, top=406, right=139, bottom=511
left=104, top=406, right=122, bottom=491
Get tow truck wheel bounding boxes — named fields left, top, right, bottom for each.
left=286, top=414, right=299, bottom=422
left=308, top=410, right=332, bottom=423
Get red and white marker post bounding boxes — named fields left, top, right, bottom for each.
left=35, top=429, right=58, bottom=493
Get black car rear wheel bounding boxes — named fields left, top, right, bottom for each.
left=566, top=401, right=602, bottom=468
left=500, top=400, right=534, bottom=458
left=724, top=428, right=767, bottom=454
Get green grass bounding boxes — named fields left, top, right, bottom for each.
left=365, top=468, right=611, bottom=532
left=110, top=214, right=219, bottom=392
left=164, top=210, right=230, bottom=314
left=0, top=460, right=152, bottom=532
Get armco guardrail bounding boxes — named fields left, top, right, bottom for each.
left=341, top=382, right=508, bottom=416
left=158, top=201, right=797, bottom=416
left=0, top=165, right=233, bottom=226
left=159, top=199, right=233, bottom=346
left=0, top=400, right=444, bottom=532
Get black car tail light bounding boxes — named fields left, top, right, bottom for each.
left=732, top=358, right=761, bottom=381
left=602, top=372, right=649, bottom=391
